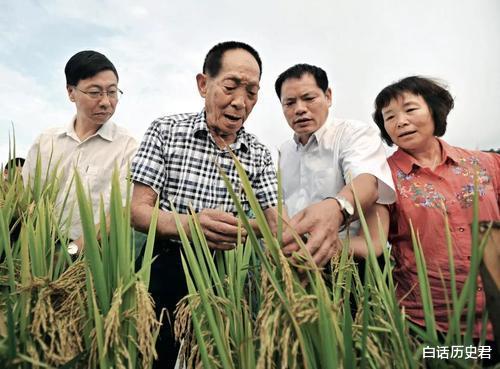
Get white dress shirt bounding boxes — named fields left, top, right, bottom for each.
left=22, top=118, right=138, bottom=240
left=279, top=114, right=395, bottom=225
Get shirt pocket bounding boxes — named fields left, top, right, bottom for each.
left=311, top=167, right=338, bottom=198
left=83, top=165, right=108, bottom=193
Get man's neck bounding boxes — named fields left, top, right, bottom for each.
left=74, top=118, right=101, bottom=142
left=298, top=133, right=312, bottom=146
left=208, top=127, right=237, bottom=149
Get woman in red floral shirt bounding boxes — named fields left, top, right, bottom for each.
left=372, top=76, right=499, bottom=345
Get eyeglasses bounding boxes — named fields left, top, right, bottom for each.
left=74, top=87, right=123, bottom=100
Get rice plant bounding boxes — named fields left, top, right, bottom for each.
left=0, top=135, right=496, bottom=368
left=0, top=144, right=160, bottom=369
left=173, top=153, right=496, bottom=369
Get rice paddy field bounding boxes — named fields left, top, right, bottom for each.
left=0, top=151, right=497, bottom=368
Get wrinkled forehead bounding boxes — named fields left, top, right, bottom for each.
left=219, top=70, right=260, bottom=87
left=218, top=49, right=261, bottom=80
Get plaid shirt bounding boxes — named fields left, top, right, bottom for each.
left=131, top=110, right=278, bottom=215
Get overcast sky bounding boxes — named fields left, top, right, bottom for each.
left=1, top=0, right=499, bottom=166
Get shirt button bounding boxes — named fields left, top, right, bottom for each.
left=458, top=227, right=465, bottom=232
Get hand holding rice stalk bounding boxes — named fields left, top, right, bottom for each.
left=173, top=153, right=495, bottom=369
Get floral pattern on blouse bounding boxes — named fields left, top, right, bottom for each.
left=395, top=169, right=446, bottom=209
left=395, top=155, right=491, bottom=210
left=452, top=157, right=491, bottom=208
left=388, top=141, right=499, bottom=340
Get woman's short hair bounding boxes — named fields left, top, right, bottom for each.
left=372, top=76, right=454, bottom=146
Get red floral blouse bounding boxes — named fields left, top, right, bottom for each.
left=388, top=139, right=499, bottom=339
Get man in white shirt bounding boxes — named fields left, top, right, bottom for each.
left=23, top=50, right=137, bottom=254
left=275, top=64, right=395, bottom=267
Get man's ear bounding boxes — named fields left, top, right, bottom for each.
left=67, top=85, right=76, bottom=102
left=325, top=87, right=333, bottom=107
left=196, top=73, right=208, bottom=98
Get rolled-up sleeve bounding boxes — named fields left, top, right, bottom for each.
left=254, top=148, right=279, bottom=210
left=340, top=123, right=395, bottom=204
left=130, top=120, right=168, bottom=195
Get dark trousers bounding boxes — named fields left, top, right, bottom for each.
left=137, top=239, right=187, bottom=369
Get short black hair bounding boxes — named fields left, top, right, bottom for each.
left=64, top=50, right=118, bottom=86
left=274, top=64, right=329, bottom=100
left=373, top=76, right=454, bottom=146
left=3, top=157, right=25, bottom=171
left=203, top=41, right=262, bottom=78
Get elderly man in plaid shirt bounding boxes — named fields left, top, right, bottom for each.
left=130, top=41, right=279, bottom=368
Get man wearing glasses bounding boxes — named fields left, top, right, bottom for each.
left=22, top=50, right=137, bottom=254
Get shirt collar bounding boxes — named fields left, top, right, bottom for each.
left=439, top=138, right=461, bottom=163
left=193, top=109, right=249, bottom=152
left=293, top=111, right=333, bottom=148
left=314, top=113, right=334, bottom=141
left=61, top=116, right=115, bottom=142
left=391, top=138, right=458, bottom=174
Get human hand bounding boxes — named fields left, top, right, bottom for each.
left=197, top=209, right=246, bottom=250
left=71, top=216, right=110, bottom=256
left=281, top=199, right=343, bottom=267
left=73, top=237, right=84, bottom=253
